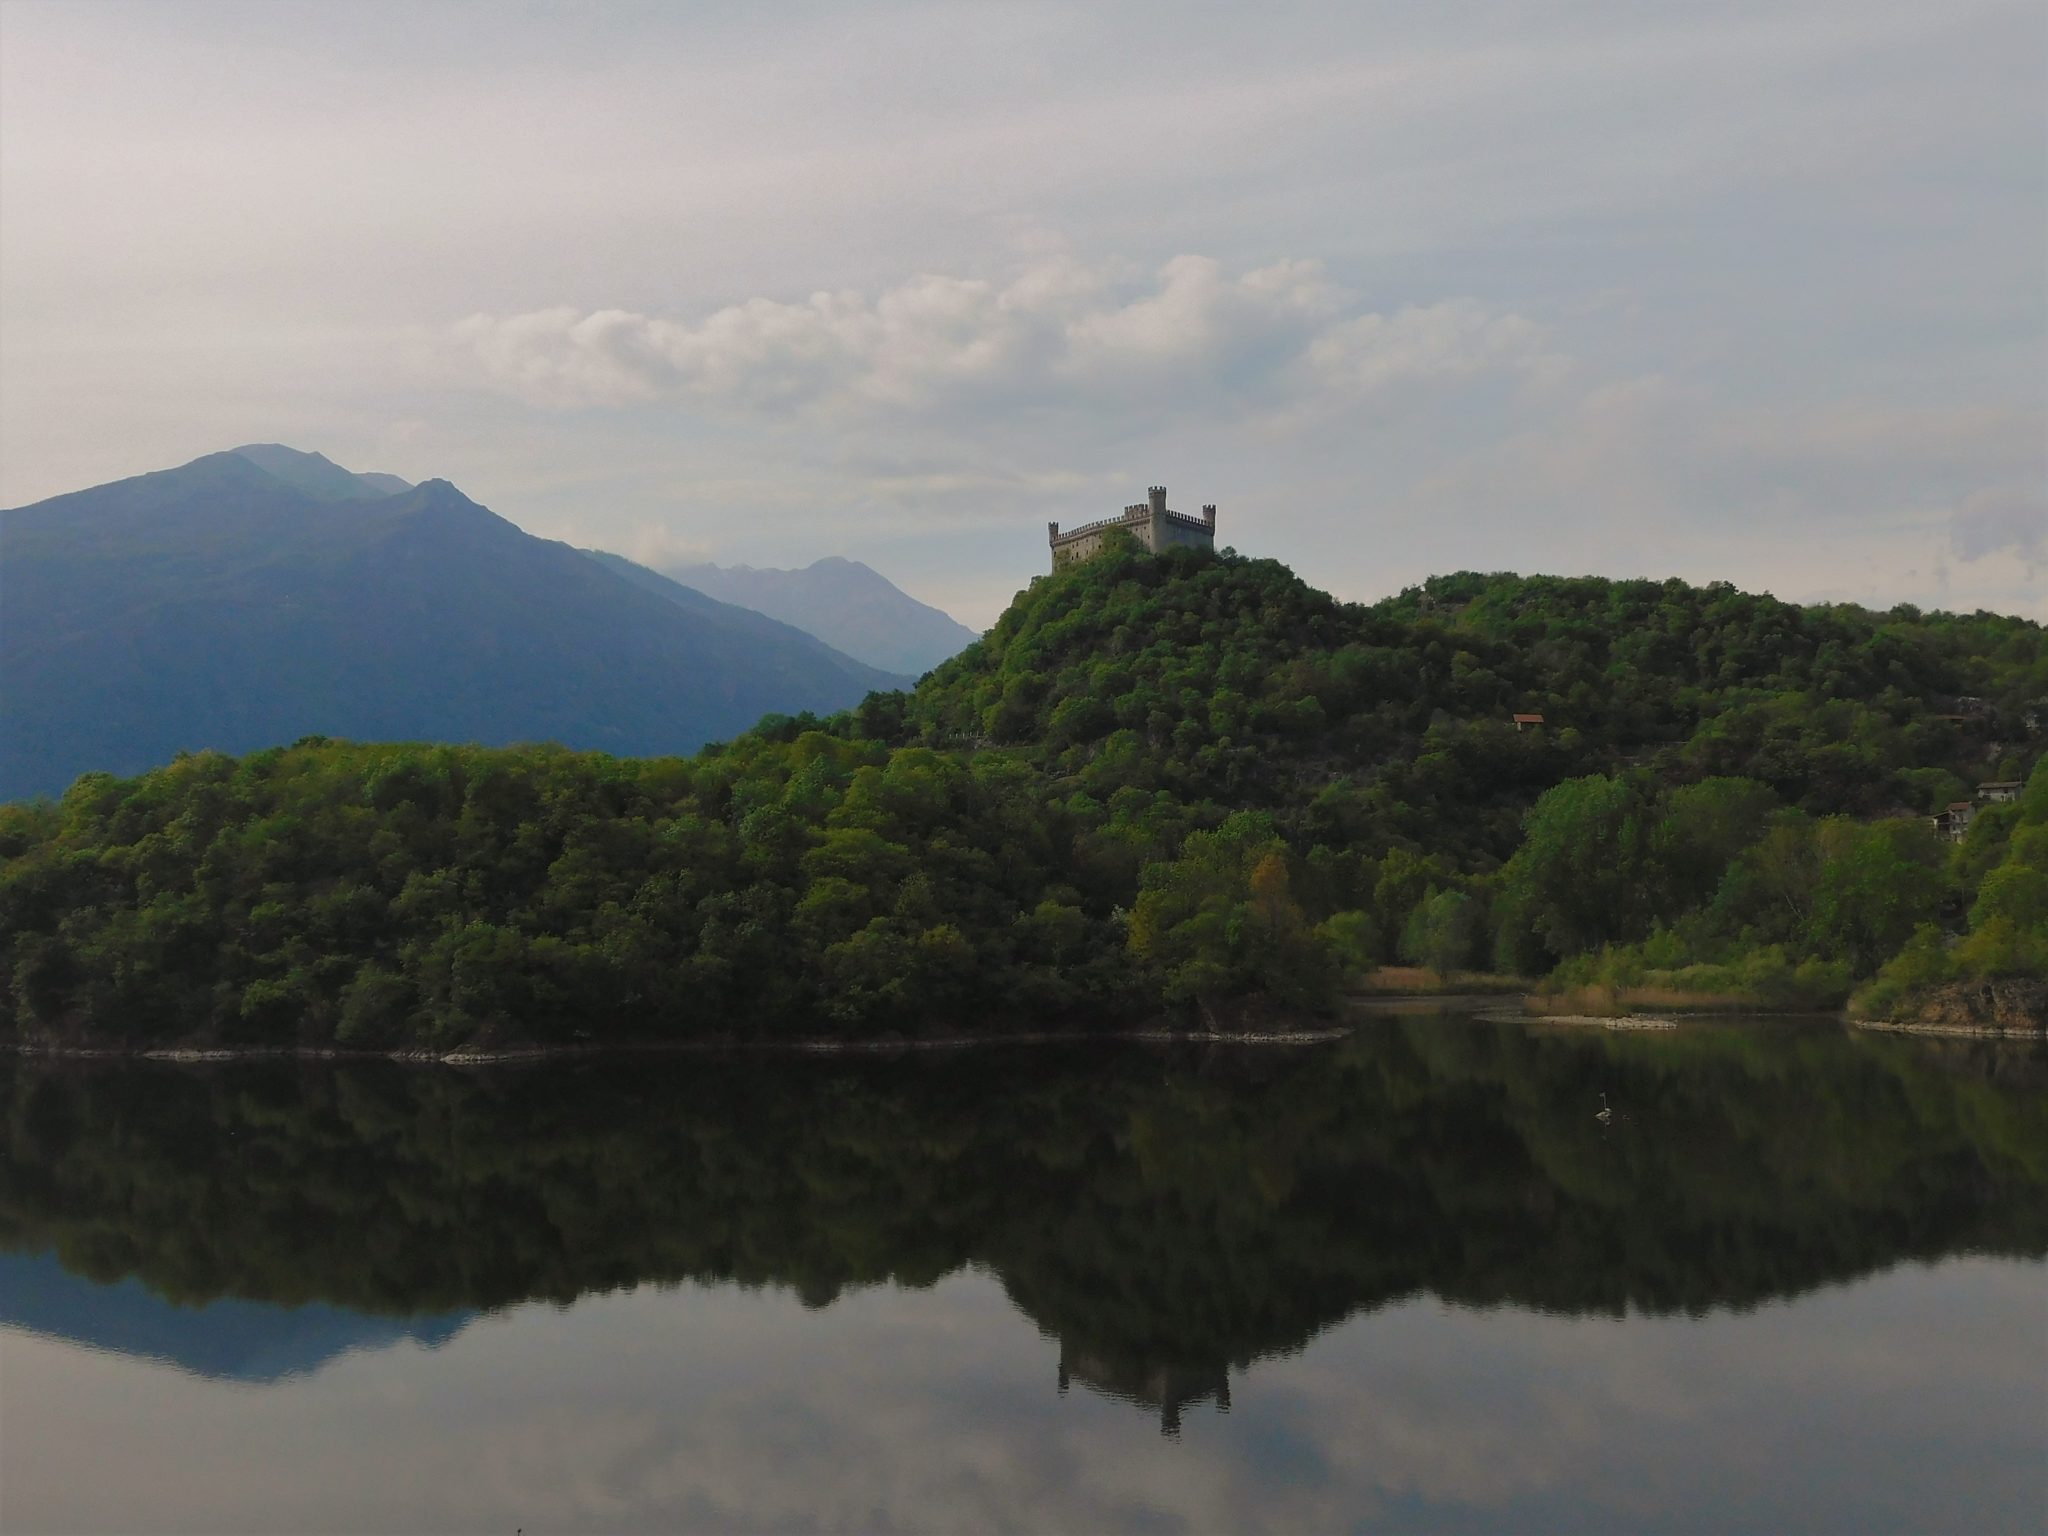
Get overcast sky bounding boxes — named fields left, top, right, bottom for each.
left=2, top=0, right=2042, bottom=625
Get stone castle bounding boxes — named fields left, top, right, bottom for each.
left=1048, top=486, right=1216, bottom=569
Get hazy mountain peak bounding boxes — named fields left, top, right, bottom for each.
left=229, top=443, right=410, bottom=502
left=0, top=456, right=905, bottom=799
left=665, top=557, right=978, bottom=676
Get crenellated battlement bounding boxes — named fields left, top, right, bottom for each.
left=1049, top=486, right=1219, bottom=568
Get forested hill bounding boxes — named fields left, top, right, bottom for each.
left=1, top=537, right=2042, bottom=1050
left=898, top=546, right=2042, bottom=853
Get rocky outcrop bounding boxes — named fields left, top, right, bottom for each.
left=1872, top=979, right=2048, bottom=1036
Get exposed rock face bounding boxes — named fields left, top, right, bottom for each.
left=1901, top=979, right=2048, bottom=1034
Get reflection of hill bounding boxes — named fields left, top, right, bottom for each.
left=0, top=1252, right=469, bottom=1381
left=1, top=1020, right=2042, bottom=1408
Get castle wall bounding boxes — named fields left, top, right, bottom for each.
left=1150, top=518, right=1213, bottom=554
left=1050, top=488, right=1216, bottom=568
left=1052, top=532, right=1113, bottom=567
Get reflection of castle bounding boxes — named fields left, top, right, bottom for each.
left=1057, top=1343, right=1231, bottom=1437
left=1048, top=486, right=1216, bottom=569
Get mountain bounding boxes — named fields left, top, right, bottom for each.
left=0, top=449, right=908, bottom=799
left=226, top=443, right=410, bottom=502
left=663, top=556, right=978, bottom=676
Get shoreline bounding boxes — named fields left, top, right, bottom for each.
left=1345, top=992, right=1522, bottom=1012
left=1848, top=1017, right=2047, bottom=1041
left=6, top=1023, right=1354, bottom=1066
left=1499, top=1011, right=1680, bottom=1031
left=11, top=1009, right=2036, bottom=1063
left=1503, top=1008, right=2041, bottom=1040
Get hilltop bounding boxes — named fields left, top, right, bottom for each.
left=0, top=537, right=2041, bottom=1049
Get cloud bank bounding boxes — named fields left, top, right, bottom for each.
left=451, top=257, right=1557, bottom=422
left=3, top=2, right=2040, bottom=622
left=1951, top=485, right=2047, bottom=567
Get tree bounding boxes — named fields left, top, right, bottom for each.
left=1496, top=776, right=1652, bottom=962
left=1400, top=888, right=1479, bottom=978
left=1808, top=819, right=1944, bottom=976
left=1650, top=777, right=1779, bottom=915
left=1128, top=815, right=1332, bottom=1011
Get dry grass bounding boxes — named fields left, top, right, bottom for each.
left=1530, top=984, right=1778, bottom=1015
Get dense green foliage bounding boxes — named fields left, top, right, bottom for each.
left=1530, top=757, right=2048, bottom=1010
left=0, top=735, right=1137, bottom=1044
left=6, top=1022, right=2043, bottom=1390
left=2, top=540, right=2041, bottom=1045
left=1853, top=763, right=2048, bottom=1015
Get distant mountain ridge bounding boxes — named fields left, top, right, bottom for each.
left=0, top=447, right=907, bottom=799
left=664, top=556, right=978, bottom=676
left=227, top=443, right=412, bottom=502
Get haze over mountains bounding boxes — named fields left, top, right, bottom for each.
left=665, top=558, right=979, bottom=677
left=0, top=446, right=911, bottom=800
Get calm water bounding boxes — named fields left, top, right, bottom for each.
left=2, top=1014, right=2043, bottom=1534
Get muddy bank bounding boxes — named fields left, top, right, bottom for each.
left=1856, top=977, right=2047, bottom=1039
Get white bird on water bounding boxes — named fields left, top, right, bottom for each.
left=1596, top=1092, right=1613, bottom=1124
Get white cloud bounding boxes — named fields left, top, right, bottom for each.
left=450, top=258, right=1542, bottom=426
left=620, top=524, right=713, bottom=571
left=1309, top=300, right=1563, bottom=394
left=1950, top=484, right=2047, bottom=566
left=1, top=2, right=2038, bottom=623
left=1061, top=255, right=1348, bottom=381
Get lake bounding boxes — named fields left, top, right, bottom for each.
left=2, top=1013, right=2043, bottom=1533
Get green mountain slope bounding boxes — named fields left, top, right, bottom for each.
left=904, top=542, right=2044, bottom=847
left=0, top=450, right=902, bottom=798
left=0, top=537, right=2040, bottom=1048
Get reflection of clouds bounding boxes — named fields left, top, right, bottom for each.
left=4, top=1263, right=2042, bottom=1533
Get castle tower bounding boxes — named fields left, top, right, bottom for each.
left=1047, top=485, right=1218, bottom=568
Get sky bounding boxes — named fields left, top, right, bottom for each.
left=7, top=1263, right=2044, bottom=1530
left=1, top=1, right=2042, bottom=627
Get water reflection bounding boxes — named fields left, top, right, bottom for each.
left=4, top=1015, right=2042, bottom=1428
left=3, top=1016, right=2045, bottom=1532
left=0, top=1251, right=469, bottom=1381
